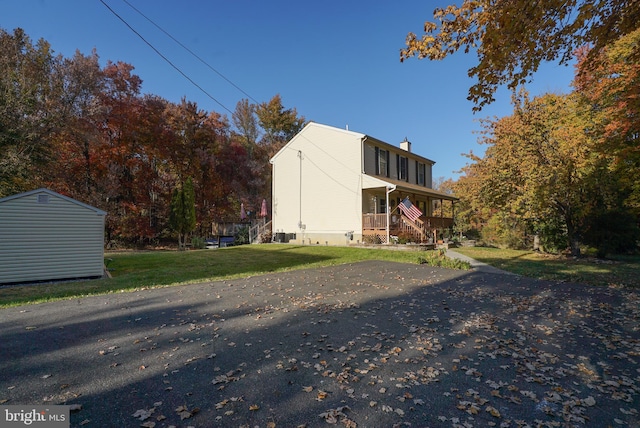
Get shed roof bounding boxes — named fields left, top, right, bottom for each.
left=0, top=188, right=107, bottom=216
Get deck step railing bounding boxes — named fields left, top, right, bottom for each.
left=249, top=220, right=272, bottom=244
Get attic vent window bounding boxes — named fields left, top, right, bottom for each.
left=37, top=194, right=50, bottom=204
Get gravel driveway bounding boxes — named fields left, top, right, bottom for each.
left=1, top=261, right=639, bottom=427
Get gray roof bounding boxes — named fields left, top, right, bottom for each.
left=0, top=188, right=107, bottom=216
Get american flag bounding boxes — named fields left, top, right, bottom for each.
left=398, top=197, right=422, bottom=222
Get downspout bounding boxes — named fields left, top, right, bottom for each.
left=361, top=136, right=367, bottom=242
left=269, top=157, right=276, bottom=235
left=297, top=150, right=303, bottom=232
left=361, top=137, right=367, bottom=173
left=386, top=184, right=396, bottom=244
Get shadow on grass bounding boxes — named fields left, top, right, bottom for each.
left=457, top=247, right=640, bottom=287
left=0, top=246, right=337, bottom=307
left=0, top=244, right=431, bottom=307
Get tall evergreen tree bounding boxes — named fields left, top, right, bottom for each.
left=169, top=178, right=196, bottom=250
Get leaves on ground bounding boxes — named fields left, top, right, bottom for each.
left=4, top=263, right=639, bottom=427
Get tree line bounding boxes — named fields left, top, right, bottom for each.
left=0, top=27, right=305, bottom=245
left=402, top=0, right=639, bottom=257
left=450, top=29, right=640, bottom=257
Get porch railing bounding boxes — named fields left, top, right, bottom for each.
left=362, top=213, right=387, bottom=230
left=362, top=213, right=453, bottom=243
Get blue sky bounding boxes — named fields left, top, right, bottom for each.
left=3, top=0, right=576, bottom=180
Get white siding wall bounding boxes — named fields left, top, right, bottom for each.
left=271, top=124, right=364, bottom=245
left=0, top=191, right=105, bottom=284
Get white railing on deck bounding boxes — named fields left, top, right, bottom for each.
left=249, top=220, right=272, bottom=244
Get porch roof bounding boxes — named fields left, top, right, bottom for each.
left=361, top=174, right=458, bottom=201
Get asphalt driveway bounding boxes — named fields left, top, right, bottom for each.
left=1, top=261, right=639, bottom=427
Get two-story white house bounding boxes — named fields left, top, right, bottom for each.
left=269, top=122, right=456, bottom=245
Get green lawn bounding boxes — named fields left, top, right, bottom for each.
left=3, top=244, right=634, bottom=308
left=454, top=246, right=640, bottom=287
left=0, top=244, right=440, bottom=308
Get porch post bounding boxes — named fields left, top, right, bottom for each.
left=452, top=200, right=455, bottom=233
left=385, top=185, right=394, bottom=244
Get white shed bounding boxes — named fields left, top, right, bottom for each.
left=0, top=188, right=107, bottom=285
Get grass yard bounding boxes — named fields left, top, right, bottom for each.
left=3, top=244, right=636, bottom=308
left=454, top=246, right=640, bottom=287
left=0, top=244, right=441, bottom=308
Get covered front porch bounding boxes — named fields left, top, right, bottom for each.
left=361, top=177, right=457, bottom=244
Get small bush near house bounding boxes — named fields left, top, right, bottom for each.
left=234, top=226, right=250, bottom=245
left=260, top=232, right=273, bottom=243
left=396, top=231, right=415, bottom=244
left=418, top=250, right=471, bottom=270
left=363, top=235, right=382, bottom=244
left=190, top=236, right=206, bottom=249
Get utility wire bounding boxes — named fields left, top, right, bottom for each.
left=99, top=0, right=234, bottom=115
left=121, top=0, right=258, bottom=104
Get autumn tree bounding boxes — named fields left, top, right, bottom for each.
left=450, top=159, right=491, bottom=241
left=256, top=94, right=306, bottom=153
left=401, top=0, right=640, bottom=110
left=47, top=49, right=105, bottom=203
left=93, top=61, right=153, bottom=241
left=250, top=94, right=307, bottom=210
left=466, top=91, right=601, bottom=254
left=574, top=28, right=640, bottom=212
left=0, top=28, right=62, bottom=195
left=163, top=98, right=230, bottom=234
left=232, top=98, right=260, bottom=151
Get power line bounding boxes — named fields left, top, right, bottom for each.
left=99, top=0, right=234, bottom=115
left=121, top=0, right=258, bottom=104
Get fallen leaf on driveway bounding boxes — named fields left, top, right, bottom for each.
left=175, top=405, right=199, bottom=420
left=132, top=408, right=153, bottom=421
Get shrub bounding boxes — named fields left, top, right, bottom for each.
left=536, top=217, right=568, bottom=254
left=417, top=250, right=471, bottom=270
left=190, top=236, right=206, bottom=249
left=260, top=232, right=273, bottom=243
left=363, top=234, right=382, bottom=244
left=396, top=231, right=415, bottom=244
left=234, top=226, right=250, bottom=245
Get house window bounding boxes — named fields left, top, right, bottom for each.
left=398, top=155, right=408, bottom=181
left=418, top=200, right=427, bottom=216
left=417, top=163, right=426, bottom=186
left=375, top=148, right=389, bottom=177
left=379, top=198, right=387, bottom=214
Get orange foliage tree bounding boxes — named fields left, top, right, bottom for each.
left=401, top=0, right=640, bottom=111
